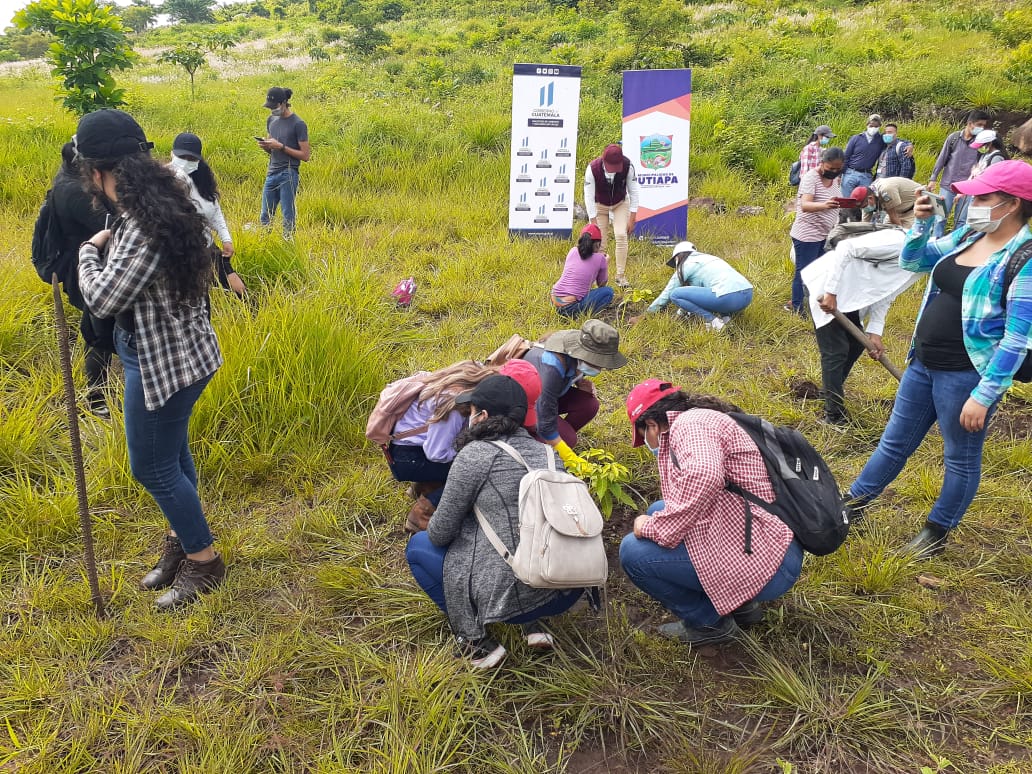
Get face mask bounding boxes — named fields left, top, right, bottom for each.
left=171, top=156, right=199, bottom=175
left=647, top=442, right=660, bottom=456
left=866, top=127, right=880, bottom=137
left=819, top=136, right=830, bottom=146
left=883, top=134, right=895, bottom=144
left=862, top=204, right=877, bottom=214
left=977, top=145, right=991, bottom=155
left=270, top=107, right=284, bottom=117
left=821, top=169, right=842, bottom=180
left=578, top=364, right=601, bottom=379
left=966, top=201, right=1010, bottom=233
left=467, top=410, right=483, bottom=429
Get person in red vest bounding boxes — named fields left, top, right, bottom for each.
left=584, top=143, right=640, bottom=288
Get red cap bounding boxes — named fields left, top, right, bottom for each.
left=499, top=359, right=540, bottom=427
left=626, top=379, right=681, bottom=447
left=951, top=159, right=1032, bottom=200
left=850, top=186, right=870, bottom=203
left=602, top=144, right=624, bottom=172
left=581, top=223, right=602, bottom=241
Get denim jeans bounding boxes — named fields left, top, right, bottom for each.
left=815, top=312, right=866, bottom=422
left=790, top=238, right=827, bottom=311
left=405, top=531, right=583, bottom=621
left=848, top=359, right=999, bottom=530
left=387, top=443, right=451, bottom=507
left=115, top=328, right=215, bottom=554
left=556, top=286, right=615, bottom=319
left=670, top=287, right=753, bottom=322
left=933, top=187, right=959, bottom=238
left=260, top=167, right=300, bottom=235
left=840, top=169, right=872, bottom=199
left=619, top=501, right=804, bottom=627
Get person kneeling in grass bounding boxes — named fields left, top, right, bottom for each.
left=406, top=375, right=583, bottom=669
left=630, top=242, right=753, bottom=332
left=619, top=380, right=803, bottom=646
left=551, top=224, right=614, bottom=318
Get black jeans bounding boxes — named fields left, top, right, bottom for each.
left=387, top=444, right=452, bottom=507
left=815, top=311, right=866, bottom=421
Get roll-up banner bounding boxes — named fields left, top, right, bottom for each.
left=622, top=69, right=692, bottom=244
left=508, top=63, right=582, bottom=239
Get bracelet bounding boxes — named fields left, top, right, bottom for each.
left=79, top=239, right=98, bottom=251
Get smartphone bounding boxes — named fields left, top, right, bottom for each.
left=921, top=190, right=947, bottom=219
left=253, top=136, right=264, bottom=142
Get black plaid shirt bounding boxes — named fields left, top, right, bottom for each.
left=78, top=216, right=222, bottom=410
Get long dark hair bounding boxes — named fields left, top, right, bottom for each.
left=633, top=391, right=742, bottom=438
left=80, top=153, right=211, bottom=305
left=454, top=416, right=522, bottom=450
left=189, top=158, right=220, bottom=202
left=577, top=232, right=599, bottom=259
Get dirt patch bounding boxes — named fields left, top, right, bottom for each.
left=791, top=376, right=821, bottom=399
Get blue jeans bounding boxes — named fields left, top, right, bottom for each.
left=620, top=502, right=804, bottom=627
left=115, top=328, right=214, bottom=554
left=387, top=443, right=451, bottom=507
left=670, top=287, right=753, bottom=322
left=405, top=531, right=583, bottom=622
left=790, top=238, right=827, bottom=311
left=934, top=187, right=958, bottom=238
left=840, top=169, right=872, bottom=199
left=260, top=167, right=300, bottom=235
left=848, top=359, right=999, bottom=530
left=556, top=286, right=615, bottom=318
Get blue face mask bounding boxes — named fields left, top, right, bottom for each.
left=647, top=442, right=660, bottom=456
left=577, top=363, right=601, bottom=379
left=883, top=134, right=895, bottom=144
left=819, top=136, right=830, bottom=146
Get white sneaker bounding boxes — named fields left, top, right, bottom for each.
left=706, top=316, right=726, bottom=331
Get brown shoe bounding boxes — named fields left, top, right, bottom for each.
left=154, top=553, right=226, bottom=610
left=405, top=495, right=436, bottom=534
left=140, top=535, right=186, bottom=590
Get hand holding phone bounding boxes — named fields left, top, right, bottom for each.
left=254, top=136, right=264, bottom=142
left=916, top=189, right=946, bottom=220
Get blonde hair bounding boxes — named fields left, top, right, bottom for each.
left=418, top=361, right=498, bottom=423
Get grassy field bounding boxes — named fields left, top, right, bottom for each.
left=2, top=1, right=1031, bottom=771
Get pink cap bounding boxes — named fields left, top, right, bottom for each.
left=498, top=359, right=541, bottom=427
left=581, top=223, right=602, bottom=241
left=625, top=379, right=681, bottom=447
left=951, top=159, right=1032, bottom=200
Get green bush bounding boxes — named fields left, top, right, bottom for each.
left=995, top=7, right=1032, bottom=47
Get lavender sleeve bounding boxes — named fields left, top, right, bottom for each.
left=423, top=409, right=465, bottom=463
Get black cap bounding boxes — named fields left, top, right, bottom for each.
left=454, top=374, right=528, bottom=424
left=264, top=86, right=289, bottom=108
left=172, top=132, right=203, bottom=159
left=74, top=109, right=154, bottom=161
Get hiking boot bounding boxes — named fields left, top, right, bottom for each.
left=615, top=275, right=630, bottom=288
left=522, top=622, right=555, bottom=649
left=154, top=553, right=226, bottom=610
left=405, top=495, right=436, bottom=534
left=657, top=616, right=742, bottom=646
left=140, top=534, right=186, bottom=590
left=455, top=636, right=507, bottom=669
left=842, top=494, right=871, bottom=527
left=87, top=390, right=111, bottom=420
left=903, top=523, right=949, bottom=560
left=731, top=601, right=765, bottom=627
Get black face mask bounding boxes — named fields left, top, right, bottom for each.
left=821, top=169, right=842, bottom=180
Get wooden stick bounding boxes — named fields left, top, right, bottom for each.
left=827, top=305, right=904, bottom=382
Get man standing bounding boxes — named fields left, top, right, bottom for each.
left=584, top=143, right=640, bottom=288
left=877, top=123, right=916, bottom=180
left=928, top=110, right=989, bottom=237
left=841, top=114, right=885, bottom=199
left=257, top=86, right=310, bottom=238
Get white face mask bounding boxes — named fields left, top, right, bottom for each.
left=966, top=201, right=1010, bottom=233
left=467, top=410, right=484, bottom=429
left=866, top=126, right=880, bottom=137
left=170, top=155, right=199, bottom=175
left=270, top=107, right=284, bottom=117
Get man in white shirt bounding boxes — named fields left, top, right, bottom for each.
left=583, top=143, right=640, bottom=287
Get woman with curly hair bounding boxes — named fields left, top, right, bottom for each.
left=75, top=110, right=224, bottom=611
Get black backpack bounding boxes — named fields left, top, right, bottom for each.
left=1002, top=240, right=1032, bottom=383
left=789, top=160, right=802, bottom=187
left=30, top=189, right=66, bottom=283
left=725, top=412, right=849, bottom=556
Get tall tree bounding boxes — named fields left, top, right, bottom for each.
left=120, top=3, right=158, bottom=34
left=15, top=0, right=136, bottom=114
left=162, top=0, right=215, bottom=23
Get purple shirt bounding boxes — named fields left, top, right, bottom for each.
left=551, top=247, right=609, bottom=299
left=930, top=130, right=981, bottom=188
left=392, top=397, right=465, bottom=462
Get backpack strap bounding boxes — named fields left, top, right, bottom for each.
left=389, top=423, right=429, bottom=442
left=491, top=439, right=556, bottom=473
left=1002, top=240, right=1032, bottom=311
left=474, top=505, right=516, bottom=567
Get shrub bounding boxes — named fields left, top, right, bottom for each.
left=995, top=7, right=1032, bottom=47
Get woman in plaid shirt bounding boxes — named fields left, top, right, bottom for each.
left=75, top=110, right=225, bottom=610
left=619, top=380, right=803, bottom=646
left=845, top=160, right=1032, bottom=559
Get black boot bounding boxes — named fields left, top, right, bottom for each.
left=140, top=535, right=186, bottom=590
left=154, top=553, right=226, bottom=610
left=843, top=494, right=871, bottom=527
left=903, top=522, right=949, bottom=559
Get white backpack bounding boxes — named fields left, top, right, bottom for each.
left=474, top=441, right=608, bottom=589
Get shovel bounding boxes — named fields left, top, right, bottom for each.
left=52, top=274, right=106, bottom=619
left=820, top=297, right=904, bottom=382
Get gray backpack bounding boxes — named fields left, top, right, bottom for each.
left=474, top=441, right=608, bottom=589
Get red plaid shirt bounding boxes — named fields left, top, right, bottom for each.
left=640, top=409, right=795, bottom=615
left=800, top=141, right=822, bottom=177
